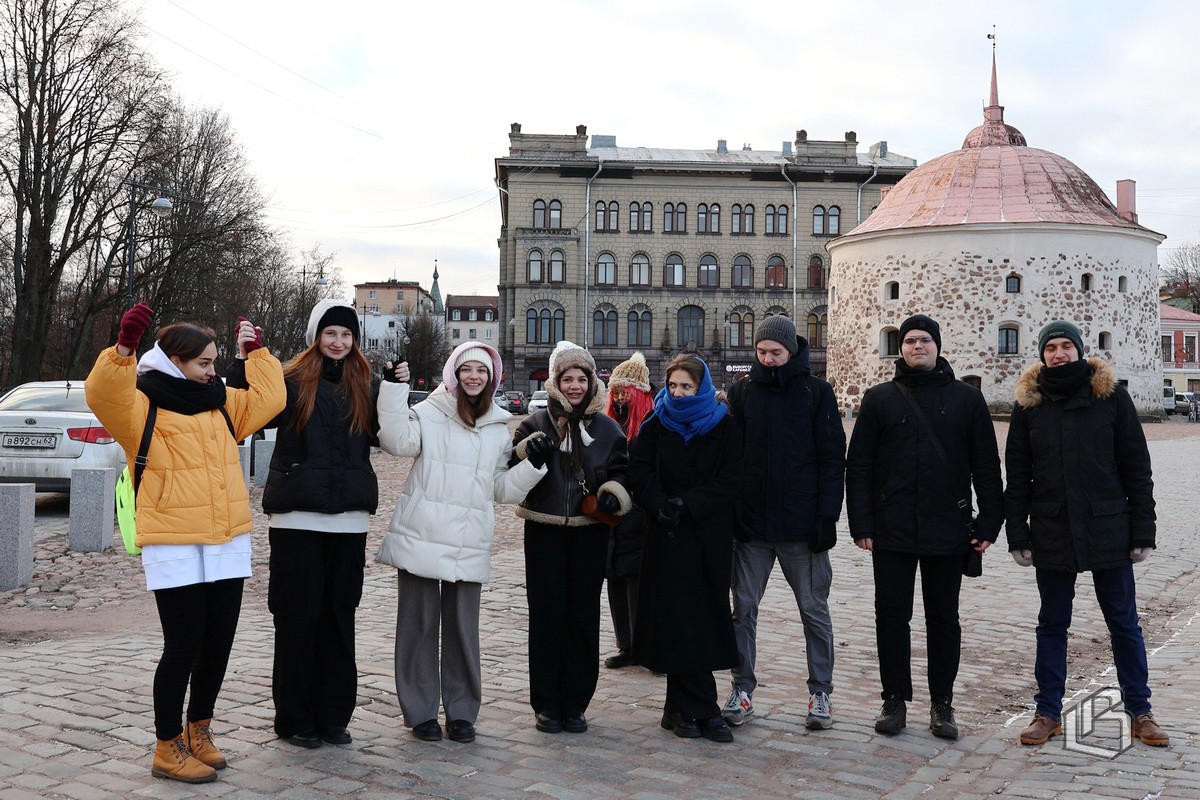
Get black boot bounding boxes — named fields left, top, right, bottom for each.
left=874, top=697, right=907, bottom=736
left=929, top=700, right=959, bottom=740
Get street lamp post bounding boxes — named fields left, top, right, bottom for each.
left=124, top=181, right=174, bottom=310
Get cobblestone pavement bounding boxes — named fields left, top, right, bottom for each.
left=2, top=420, right=1198, bottom=799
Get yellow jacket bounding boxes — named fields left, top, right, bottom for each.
left=85, top=346, right=286, bottom=546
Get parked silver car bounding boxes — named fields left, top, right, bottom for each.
left=0, top=381, right=126, bottom=492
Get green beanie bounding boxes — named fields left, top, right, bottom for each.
left=1037, top=320, right=1085, bottom=364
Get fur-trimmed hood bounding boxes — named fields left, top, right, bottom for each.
left=1014, top=357, right=1117, bottom=408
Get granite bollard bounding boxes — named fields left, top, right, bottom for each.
left=253, top=439, right=275, bottom=487
left=0, top=483, right=35, bottom=590
left=68, top=468, right=117, bottom=553
left=237, top=441, right=251, bottom=488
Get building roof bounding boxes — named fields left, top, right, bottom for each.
left=585, top=146, right=915, bottom=170
left=846, top=55, right=1146, bottom=236
left=446, top=295, right=498, bottom=308
left=1161, top=302, right=1200, bottom=322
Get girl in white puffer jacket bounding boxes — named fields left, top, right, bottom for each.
left=375, top=342, right=552, bottom=745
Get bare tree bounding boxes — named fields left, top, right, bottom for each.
left=1162, top=243, right=1200, bottom=314
left=395, top=312, right=450, bottom=389
left=0, top=0, right=167, bottom=383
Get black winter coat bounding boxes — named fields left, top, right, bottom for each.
left=628, top=415, right=741, bottom=674
left=1003, top=358, right=1155, bottom=573
left=227, top=358, right=379, bottom=515
left=728, top=339, right=846, bottom=543
left=846, top=357, right=1003, bottom=555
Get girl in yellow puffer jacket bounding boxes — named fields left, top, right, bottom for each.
left=85, top=304, right=285, bottom=784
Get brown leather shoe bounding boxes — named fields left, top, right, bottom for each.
left=185, top=718, right=227, bottom=769
left=1132, top=713, right=1169, bottom=746
left=151, top=734, right=217, bottom=783
left=1019, top=714, right=1062, bottom=745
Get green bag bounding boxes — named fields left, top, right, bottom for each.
left=115, top=404, right=157, bottom=555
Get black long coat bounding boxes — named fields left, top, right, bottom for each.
left=1004, top=359, right=1155, bottom=573
left=628, top=414, right=742, bottom=674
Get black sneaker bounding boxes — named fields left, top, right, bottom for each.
left=874, top=697, right=907, bottom=736
left=412, top=719, right=442, bottom=742
left=535, top=712, right=563, bottom=734
left=929, top=700, right=959, bottom=740
left=698, top=717, right=734, bottom=743
left=604, top=650, right=636, bottom=669
left=562, top=713, right=588, bottom=733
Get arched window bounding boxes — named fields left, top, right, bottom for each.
left=707, top=203, right=720, bottom=233
left=527, top=249, right=543, bottom=282
left=593, top=306, right=618, bottom=346
left=628, top=306, right=652, bottom=347
left=674, top=203, right=687, bottom=232
left=595, top=201, right=605, bottom=231
left=533, top=199, right=546, bottom=228
left=595, top=253, right=616, bottom=285
left=807, top=312, right=828, bottom=348
left=678, top=306, right=705, bottom=347
left=742, top=204, right=754, bottom=233
left=827, top=206, right=840, bottom=235
left=484, top=310, right=494, bottom=321
left=664, top=202, right=676, bottom=232
left=776, top=205, right=788, bottom=234
left=548, top=200, right=562, bottom=228
left=630, top=253, right=650, bottom=286
left=729, top=309, right=754, bottom=347
left=698, top=203, right=708, bottom=233
left=664, top=254, right=684, bottom=287
left=766, top=255, right=787, bottom=288
left=882, top=327, right=900, bottom=356
left=698, top=254, right=719, bottom=288
left=998, top=324, right=1020, bottom=355
left=732, top=254, right=752, bottom=288
left=1081, top=273, right=1093, bottom=291
left=808, top=255, right=825, bottom=289
left=526, top=309, right=538, bottom=343
left=731, top=204, right=742, bottom=234
left=1099, top=331, right=1112, bottom=350
left=528, top=307, right=564, bottom=344
left=629, top=201, right=652, bottom=232
left=552, top=309, right=565, bottom=342
left=549, top=249, right=565, bottom=283
left=813, top=205, right=826, bottom=235
left=1118, top=275, right=1128, bottom=293
left=1006, top=274, right=1022, bottom=293
left=765, top=204, right=776, bottom=234
left=885, top=281, right=900, bottom=300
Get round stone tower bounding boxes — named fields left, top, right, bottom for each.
left=827, top=56, right=1165, bottom=415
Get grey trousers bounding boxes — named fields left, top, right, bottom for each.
left=393, top=571, right=482, bottom=726
left=730, top=539, right=835, bottom=696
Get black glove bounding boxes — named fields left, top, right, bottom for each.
left=810, top=517, right=837, bottom=553
left=525, top=435, right=555, bottom=469
left=597, top=492, right=621, bottom=515
left=383, top=361, right=401, bottom=383
left=657, top=497, right=685, bottom=528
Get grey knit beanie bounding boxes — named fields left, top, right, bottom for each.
left=753, top=315, right=798, bottom=355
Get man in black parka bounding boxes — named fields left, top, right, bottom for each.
left=846, top=314, right=1002, bottom=741
left=1005, top=320, right=1167, bottom=748
left=724, top=315, right=846, bottom=732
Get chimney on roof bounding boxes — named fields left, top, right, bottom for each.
left=717, top=139, right=728, bottom=154
left=870, top=141, right=888, bottom=159
left=1116, top=179, right=1137, bottom=223
left=742, top=143, right=752, bottom=150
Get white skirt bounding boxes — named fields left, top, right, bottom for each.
left=141, top=533, right=253, bottom=591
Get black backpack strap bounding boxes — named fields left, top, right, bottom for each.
left=132, top=403, right=158, bottom=494
left=218, top=407, right=237, bottom=440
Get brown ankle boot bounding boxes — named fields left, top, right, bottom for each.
left=1132, top=713, right=1169, bottom=746
left=185, top=718, right=227, bottom=769
left=152, top=734, right=217, bottom=783
left=1019, top=714, right=1062, bottom=745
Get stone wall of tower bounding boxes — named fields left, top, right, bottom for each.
left=827, top=224, right=1164, bottom=415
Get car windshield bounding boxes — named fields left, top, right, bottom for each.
left=506, top=392, right=522, bottom=399
left=0, top=385, right=91, bottom=412
left=532, top=391, right=547, bottom=400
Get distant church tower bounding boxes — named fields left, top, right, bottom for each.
left=430, top=260, right=444, bottom=316
left=827, top=54, right=1164, bottom=414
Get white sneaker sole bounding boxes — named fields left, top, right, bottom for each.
left=722, top=711, right=752, bottom=726
left=805, top=715, right=833, bottom=730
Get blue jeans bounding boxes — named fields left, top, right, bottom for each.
left=1034, top=565, right=1151, bottom=720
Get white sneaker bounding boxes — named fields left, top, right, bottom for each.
left=806, top=691, right=833, bottom=730
left=722, top=688, right=753, bottom=726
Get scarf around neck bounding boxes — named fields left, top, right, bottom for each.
left=1037, top=358, right=1091, bottom=401
left=137, top=369, right=227, bottom=416
left=653, top=362, right=726, bottom=443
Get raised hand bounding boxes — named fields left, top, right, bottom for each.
left=384, top=360, right=410, bottom=384
left=236, top=317, right=264, bottom=357
left=117, top=303, right=154, bottom=353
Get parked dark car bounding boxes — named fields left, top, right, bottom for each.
left=505, top=391, right=527, bottom=414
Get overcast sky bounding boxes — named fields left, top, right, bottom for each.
left=139, top=0, right=1200, bottom=300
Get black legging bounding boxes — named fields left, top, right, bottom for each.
left=152, top=578, right=245, bottom=741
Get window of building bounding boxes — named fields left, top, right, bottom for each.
left=485, top=310, right=494, bottom=321
left=548, top=199, right=561, bottom=228
left=742, top=204, right=754, bottom=234
left=807, top=312, right=828, bottom=348
left=813, top=205, right=826, bottom=235
left=731, top=204, right=753, bottom=234
left=368, top=290, right=377, bottom=299
left=664, top=254, right=684, bottom=287
left=732, top=204, right=742, bottom=234
left=1187, top=335, right=1197, bottom=363
left=593, top=306, right=618, bottom=346
left=628, top=306, right=652, bottom=347
left=885, top=281, right=900, bottom=300
left=388, top=320, right=396, bottom=328
left=1162, top=334, right=1173, bottom=362
left=1006, top=274, right=1021, bottom=293
left=698, top=203, right=708, bottom=233
left=595, top=253, right=616, bottom=285
left=629, top=202, right=652, bottom=232
left=533, top=199, right=546, bottom=228
left=698, top=203, right=720, bottom=233
left=367, top=338, right=379, bottom=349
left=630, top=253, right=650, bottom=286
left=664, top=202, right=676, bottom=232
left=527, top=307, right=566, bottom=344
left=468, top=328, right=477, bottom=339
left=595, top=201, right=619, bottom=232
left=827, top=206, right=840, bottom=235
left=1118, top=275, right=1128, bottom=293
left=549, top=249, right=565, bottom=283
left=765, top=204, right=787, bottom=235
left=698, top=254, right=719, bottom=288
left=882, top=327, right=900, bottom=356
left=484, top=329, right=493, bottom=339
left=451, top=309, right=462, bottom=320
left=397, top=291, right=404, bottom=300
left=962, top=375, right=982, bottom=389
left=766, top=255, right=787, bottom=289
left=672, top=203, right=687, bottom=232
left=527, top=249, right=543, bottom=282
left=1098, top=331, right=1112, bottom=349
left=808, top=255, right=825, bottom=289
left=678, top=306, right=705, bottom=347
left=1081, top=272, right=1093, bottom=291
left=732, top=255, right=752, bottom=288
left=451, top=328, right=460, bottom=339
left=998, top=325, right=1020, bottom=355
left=468, top=309, right=478, bottom=321
left=730, top=309, right=754, bottom=347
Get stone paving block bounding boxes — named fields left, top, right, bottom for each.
left=0, top=788, right=50, bottom=800
left=67, top=468, right=116, bottom=553
left=0, top=484, right=34, bottom=590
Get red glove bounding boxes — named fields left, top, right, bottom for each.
left=117, top=303, right=153, bottom=350
left=236, top=316, right=264, bottom=353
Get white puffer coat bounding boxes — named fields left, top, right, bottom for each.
left=375, top=382, right=546, bottom=583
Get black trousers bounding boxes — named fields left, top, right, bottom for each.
left=665, top=672, right=719, bottom=721
left=872, top=550, right=963, bottom=702
left=153, top=578, right=244, bottom=741
left=268, top=528, right=367, bottom=737
left=606, top=575, right=639, bottom=652
left=523, top=520, right=609, bottom=717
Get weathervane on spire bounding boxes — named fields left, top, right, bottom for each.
left=988, top=24, right=996, bottom=51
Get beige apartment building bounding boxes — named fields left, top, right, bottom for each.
left=495, top=124, right=917, bottom=392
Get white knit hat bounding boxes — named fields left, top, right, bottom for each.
left=454, top=346, right=493, bottom=378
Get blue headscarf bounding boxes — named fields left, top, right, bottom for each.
left=653, top=358, right=726, bottom=443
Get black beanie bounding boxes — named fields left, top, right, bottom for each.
left=898, top=314, right=941, bottom=353
left=317, top=304, right=360, bottom=341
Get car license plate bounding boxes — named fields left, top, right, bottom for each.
left=2, top=434, right=57, bottom=448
